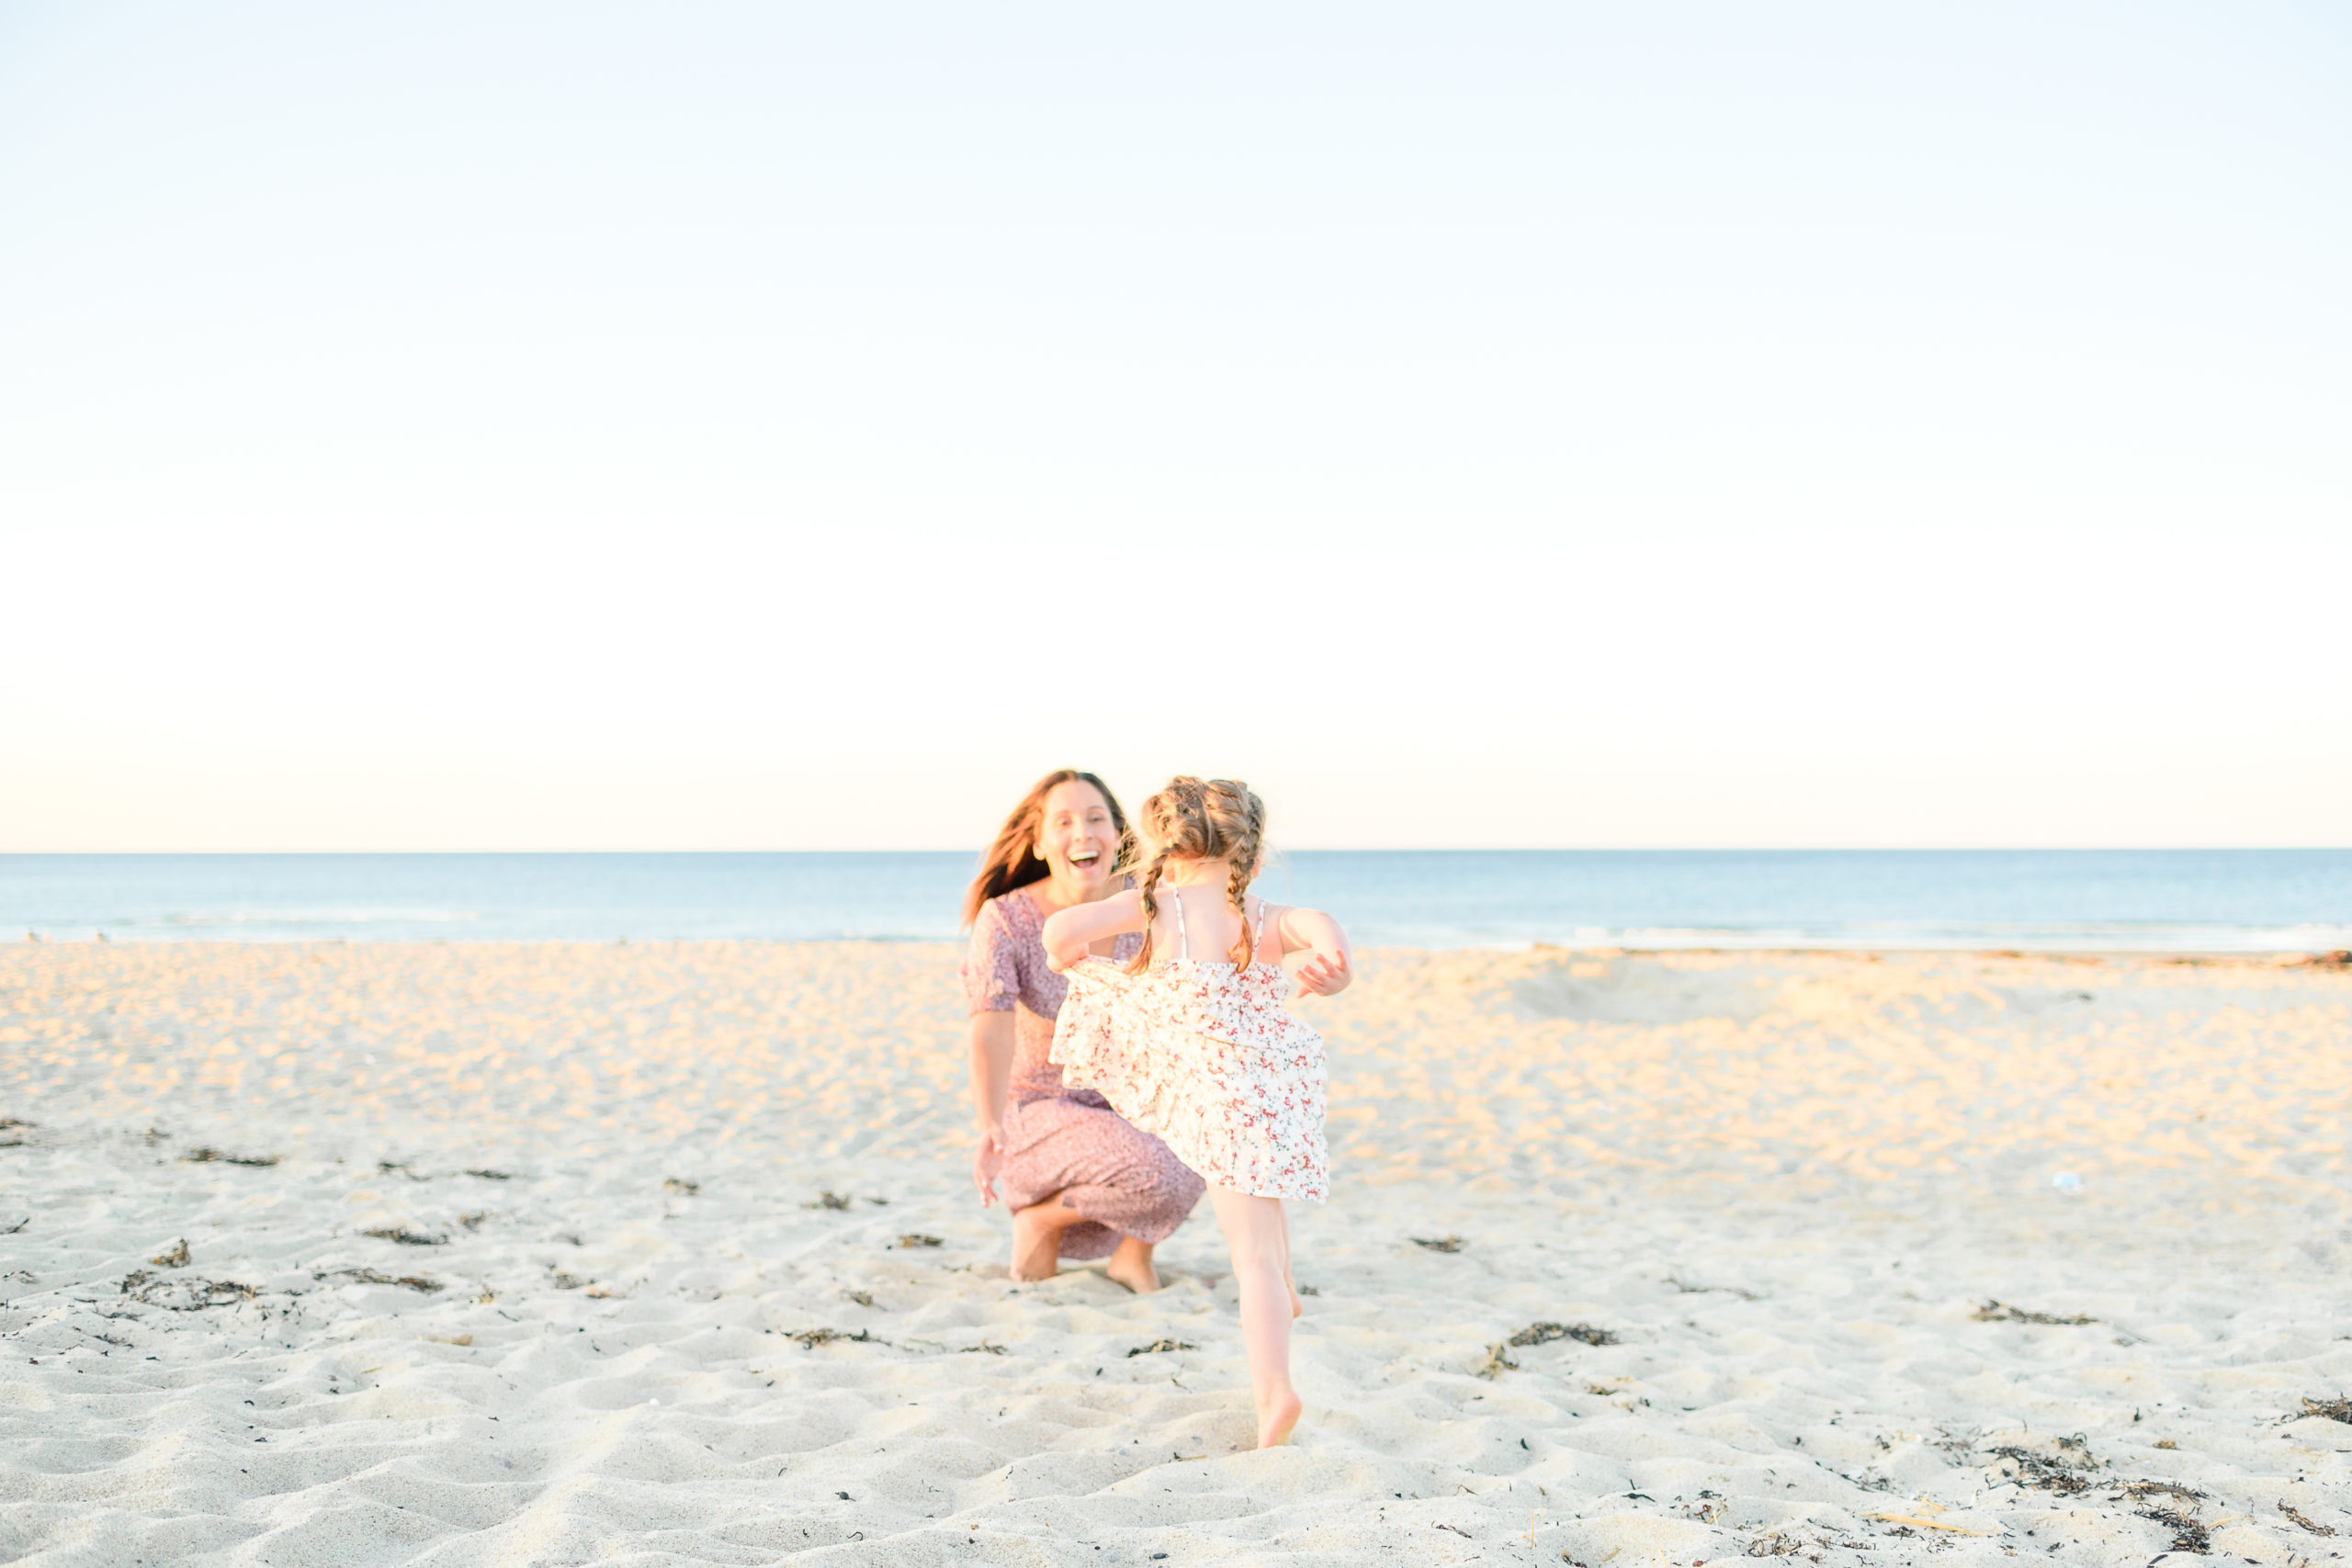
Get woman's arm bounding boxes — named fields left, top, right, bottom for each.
left=1041, top=889, right=1146, bottom=971
left=1272, top=905, right=1353, bottom=997
left=967, top=1010, right=1015, bottom=1206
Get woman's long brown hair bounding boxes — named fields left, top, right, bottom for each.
left=960, top=769, right=1131, bottom=929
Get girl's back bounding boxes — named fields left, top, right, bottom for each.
left=1148, top=883, right=1283, bottom=973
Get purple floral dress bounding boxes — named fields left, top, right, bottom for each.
left=963, top=889, right=1206, bottom=1259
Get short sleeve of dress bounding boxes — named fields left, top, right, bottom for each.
left=961, top=898, right=1022, bottom=1014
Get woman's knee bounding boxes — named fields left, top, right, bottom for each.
left=1107, top=1148, right=1204, bottom=1209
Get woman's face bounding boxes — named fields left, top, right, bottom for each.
left=1035, top=780, right=1119, bottom=892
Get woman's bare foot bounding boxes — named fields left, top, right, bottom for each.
left=1105, top=1237, right=1161, bottom=1294
left=1257, top=1383, right=1304, bottom=1449
left=1008, top=1203, right=1062, bottom=1281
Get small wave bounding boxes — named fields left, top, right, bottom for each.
left=159, top=908, right=484, bottom=927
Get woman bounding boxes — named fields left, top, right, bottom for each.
left=963, top=769, right=1205, bottom=1291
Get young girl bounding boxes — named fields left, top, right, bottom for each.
left=1040, top=776, right=1353, bottom=1449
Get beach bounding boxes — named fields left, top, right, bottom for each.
left=2, top=942, right=2347, bottom=1566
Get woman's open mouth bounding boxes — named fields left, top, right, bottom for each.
left=1069, top=850, right=1100, bottom=866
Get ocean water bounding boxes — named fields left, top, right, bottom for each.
left=4, top=851, right=2348, bottom=952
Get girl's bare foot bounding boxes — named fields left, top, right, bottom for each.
left=1257, top=1384, right=1304, bottom=1449
left=1008, top=1204, right=1061, bottom=1281
left=1105, top=1237, right=1161, bottom=1294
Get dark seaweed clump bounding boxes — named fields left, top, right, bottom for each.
left=1973, top=1300, right=2098, bottom=1325
left=326, top=1268, right=444, bottom=1293
left=1511, top=1321, right=1619, bottom=1348
left=122, top=1270, right=261, bottom=1310
left=2137, top=1506, right=2210, bottom=1554
left=1984, top=1436, right=2098, bottom=1495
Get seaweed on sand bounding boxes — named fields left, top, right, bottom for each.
left=2137, top=1505, right=2211, bottom=1554
left=360, top=1227, right=448, bottom=1247
left=1511, top=1321, right=1619, bottom=1348
left=326, top=1268, right=444, bottom=1293
left=1410, top=1236, right=1466, bottom=1253
left=2280, top=1504, right=2336, bottom=1537
left=1973, top=1300, right=2098, bottom=1325
left=1984, top=1444, right=2094, bottom=1495
left=180, top=1147, right=280, bottom=1168
left=123, top=1270, right=261, bottom=1310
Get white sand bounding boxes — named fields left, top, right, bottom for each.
left=2, top=942, right=2348, bottom=1566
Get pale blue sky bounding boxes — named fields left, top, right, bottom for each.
left=3, top=3, right=2346, bottom=849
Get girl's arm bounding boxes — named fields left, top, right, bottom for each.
left=1271, top=905, right=1353, bottom=997
left=1041, top=889, right=1147, bottom=971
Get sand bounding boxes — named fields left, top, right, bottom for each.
left=2, top=941, right=2348, bottom=1567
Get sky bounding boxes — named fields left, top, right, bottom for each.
left=2, top=2, right=2346, bottom=852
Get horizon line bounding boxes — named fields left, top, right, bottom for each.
left=5, top=846, right=2348, bottom=857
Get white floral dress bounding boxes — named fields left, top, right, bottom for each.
left=1050, top=892, right=1329, bottom=1203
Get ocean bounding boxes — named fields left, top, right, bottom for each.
left=4, top=850, right=2347, bottom=952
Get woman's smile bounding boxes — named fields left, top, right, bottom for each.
left=1034, top=779, right=1121, bottom=899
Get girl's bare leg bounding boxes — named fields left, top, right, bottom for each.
left=1208, top=1188, right=1302, bottom=1448
left=1009, top=1193, right=1091, bottom=1280
left=1280, top=1202, right=1302, bottom=1317
left=1105, top=1235, right=1161, bottom=1294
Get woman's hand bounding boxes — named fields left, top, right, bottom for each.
left=1295, top=945, right=1351, bottom=997
left=973, top=1123, right=1007, bottom=1206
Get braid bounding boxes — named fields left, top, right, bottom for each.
left=1128, top=774, right=1269, bottom=971
left=1199, top=778, right=1266, bottom=965
left=1225, top=857, right=1254, bottom=966
left=1126, top=846, right=1171, bottom=975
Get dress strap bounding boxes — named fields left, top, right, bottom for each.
left=1169, top=885, right=1189, bottom=960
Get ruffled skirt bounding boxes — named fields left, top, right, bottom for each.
left=1050, top=959, right=1329, bottom=1203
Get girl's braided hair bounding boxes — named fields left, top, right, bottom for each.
left=1126, top=776, right=1267, bottom=973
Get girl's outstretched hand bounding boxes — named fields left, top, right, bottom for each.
left=1295, top=946, right=1351, bottom=997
